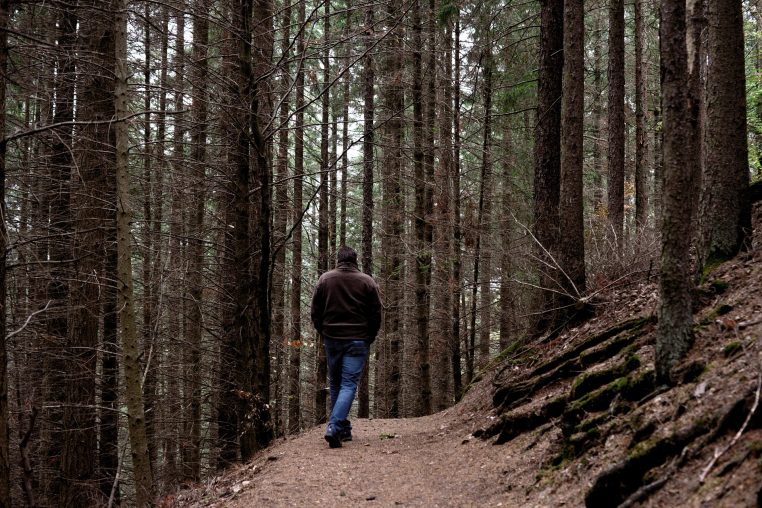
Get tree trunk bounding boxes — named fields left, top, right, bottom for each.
left=315, top=0, right=331, bottom=426
left=377, top=0, right=404, bottom=418
left=591, top=6, right=605, bottom=221
left=182, top=0, right=209, bottom=481
left=607, top=0, right=625, bottom=249
left=475, top=49, right=494, bottom=364
left=101, top=213, right=119, bottom=502
left=272, top=0, right=292, bottom=436
left=410, top=0, right=432, bottom=416
left=0, top=0, right=9, bottom=503
left=239, top=0, right=275, bottom=459
left=559, top=0, right=586, bottom=300
left=43, top=4, right=76, bottom=502
left=687, top=0, right=705, bottom=244
left=340, top=6, right=351, bottom=248
left=288, top=0, right=307, bottom=435
left=657, top=0, right=694, bottom=384
left=499, top=126, right=516, bottom=350
left=451, top=11, right=463, bottom=399
left=330, top=109, right=338, bottom=261
left=217, top=22, right=239, bottom=463
left=431, top=11, right=454, bottom=411
left=699, top=0, right=751, bottom=265
left=653, top=105, right=663, bottom=228
left=532, top=0, right=563, bottom=332
left=634, top=0, right=649, bottom=231
left=359, top=1, right=374, bottom=419
left=165, top=4, right=186, bottom=482
left=139, top=0, right=164, bottom=477
left=62, top=2, right=117, bottom=502
left=115, top=0, right=156, bottom=502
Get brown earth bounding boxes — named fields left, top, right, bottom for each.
left=170, top=202, right=762, bottom=508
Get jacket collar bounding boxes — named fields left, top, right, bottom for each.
left=336, top=261, right=359, bottom=271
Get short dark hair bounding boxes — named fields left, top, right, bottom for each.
left=337, top=246, right=358, bottom=265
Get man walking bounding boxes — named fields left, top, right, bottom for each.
left=311, top=246, right=382, bottom=448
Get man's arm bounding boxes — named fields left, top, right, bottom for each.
left=367, top=281, right=382, bottom=341
left=310, top=281, right=324, bottom=334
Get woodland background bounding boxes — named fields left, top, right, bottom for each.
left=0, top=0, right=757, bottom=505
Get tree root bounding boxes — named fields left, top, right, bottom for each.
left=474, top=395, right=567, bottom=443
left=493, top=317, right=652, bottom=411
left=584, top=418, right=711, bottom=508
left=585, top=385, right=762, bottom=508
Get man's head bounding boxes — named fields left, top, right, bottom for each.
left=337, top=246, right=358, bottom=266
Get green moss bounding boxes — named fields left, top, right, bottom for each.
left=723, top=341, right=742, bottom=358
left=494, top=339, right=526, bottom=363
left=550, top=442, right=576, bottom=468
left=570, top=370, right=656, bottom=415
left=579, top=323, right=648, bottom=367
left=642, top=469, right=658, bottom=484
left=569, top=376, right=628, bottom=413
left=493, top=394, right=568, bottom=445
left=622, top=370, right=656, bottom=401
left=584, top=427, right=601, bottom=441
left=570, top=355, right=641, bottom=401
left=576, top=414, right=609, bottom=434
left=700, top=303, right=734, bottom=325
left=710, top=280, right=729, bottom=294
left=534, top=316, right=651, bottom=379
left=621, top=343, right=638, bottom=358
left=702, top=254, right=730, bottom=281
left=628, top=438, right=654, bottom=460
left=610, top=376, right=630, bottom=391
left=551, top=426, right=604, bottom=467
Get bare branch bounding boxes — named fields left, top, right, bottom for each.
left=699, top=362, right=762, bottom=483
left=6, top=301, right=52, bottom=341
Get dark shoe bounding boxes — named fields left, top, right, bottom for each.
left=324, top=424, right=342, bottom=448
left=340, top=427, right=352, bottom=442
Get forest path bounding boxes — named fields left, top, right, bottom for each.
left=175, top=404, right=516, bottom=507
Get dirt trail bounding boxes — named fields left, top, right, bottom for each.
left=172, top=400, right=521, bottom=507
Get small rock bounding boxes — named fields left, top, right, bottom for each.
left=241, top=481, right=251, bottom=487
left=694, top=381, right=708, bottom=397
left=267, top=455, right=278, bottom=461
left=232, top=484, right=242, bottom=494
left=366, top=495, right=376, bottom=501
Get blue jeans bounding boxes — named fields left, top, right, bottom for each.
left=324, top=338, right=368, bottom=433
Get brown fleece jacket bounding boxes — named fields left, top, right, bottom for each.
left=310, top=262, right=382, bottom=341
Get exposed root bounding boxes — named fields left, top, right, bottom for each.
left=585, top=384, right=762, bottom=508
left=584, top=418, right=712, bottom=508
left=493, top=317, right=652, bottom=411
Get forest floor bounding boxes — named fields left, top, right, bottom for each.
left=170, top=203, right=762, bottom=508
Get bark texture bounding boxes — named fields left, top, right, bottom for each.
left=607, top=0, right=625, bottom=248
left=532, top=0, right=563, bottom=331
left=700, top=0, right=751, bottom=264
left=115, top=0, right=155, bottom=502
left=657, top=0, right=694, bottom=383
left=559, top=0, right=586, bottom=298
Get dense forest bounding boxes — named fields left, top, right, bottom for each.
left=0, top=0, right=757, bottom=505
